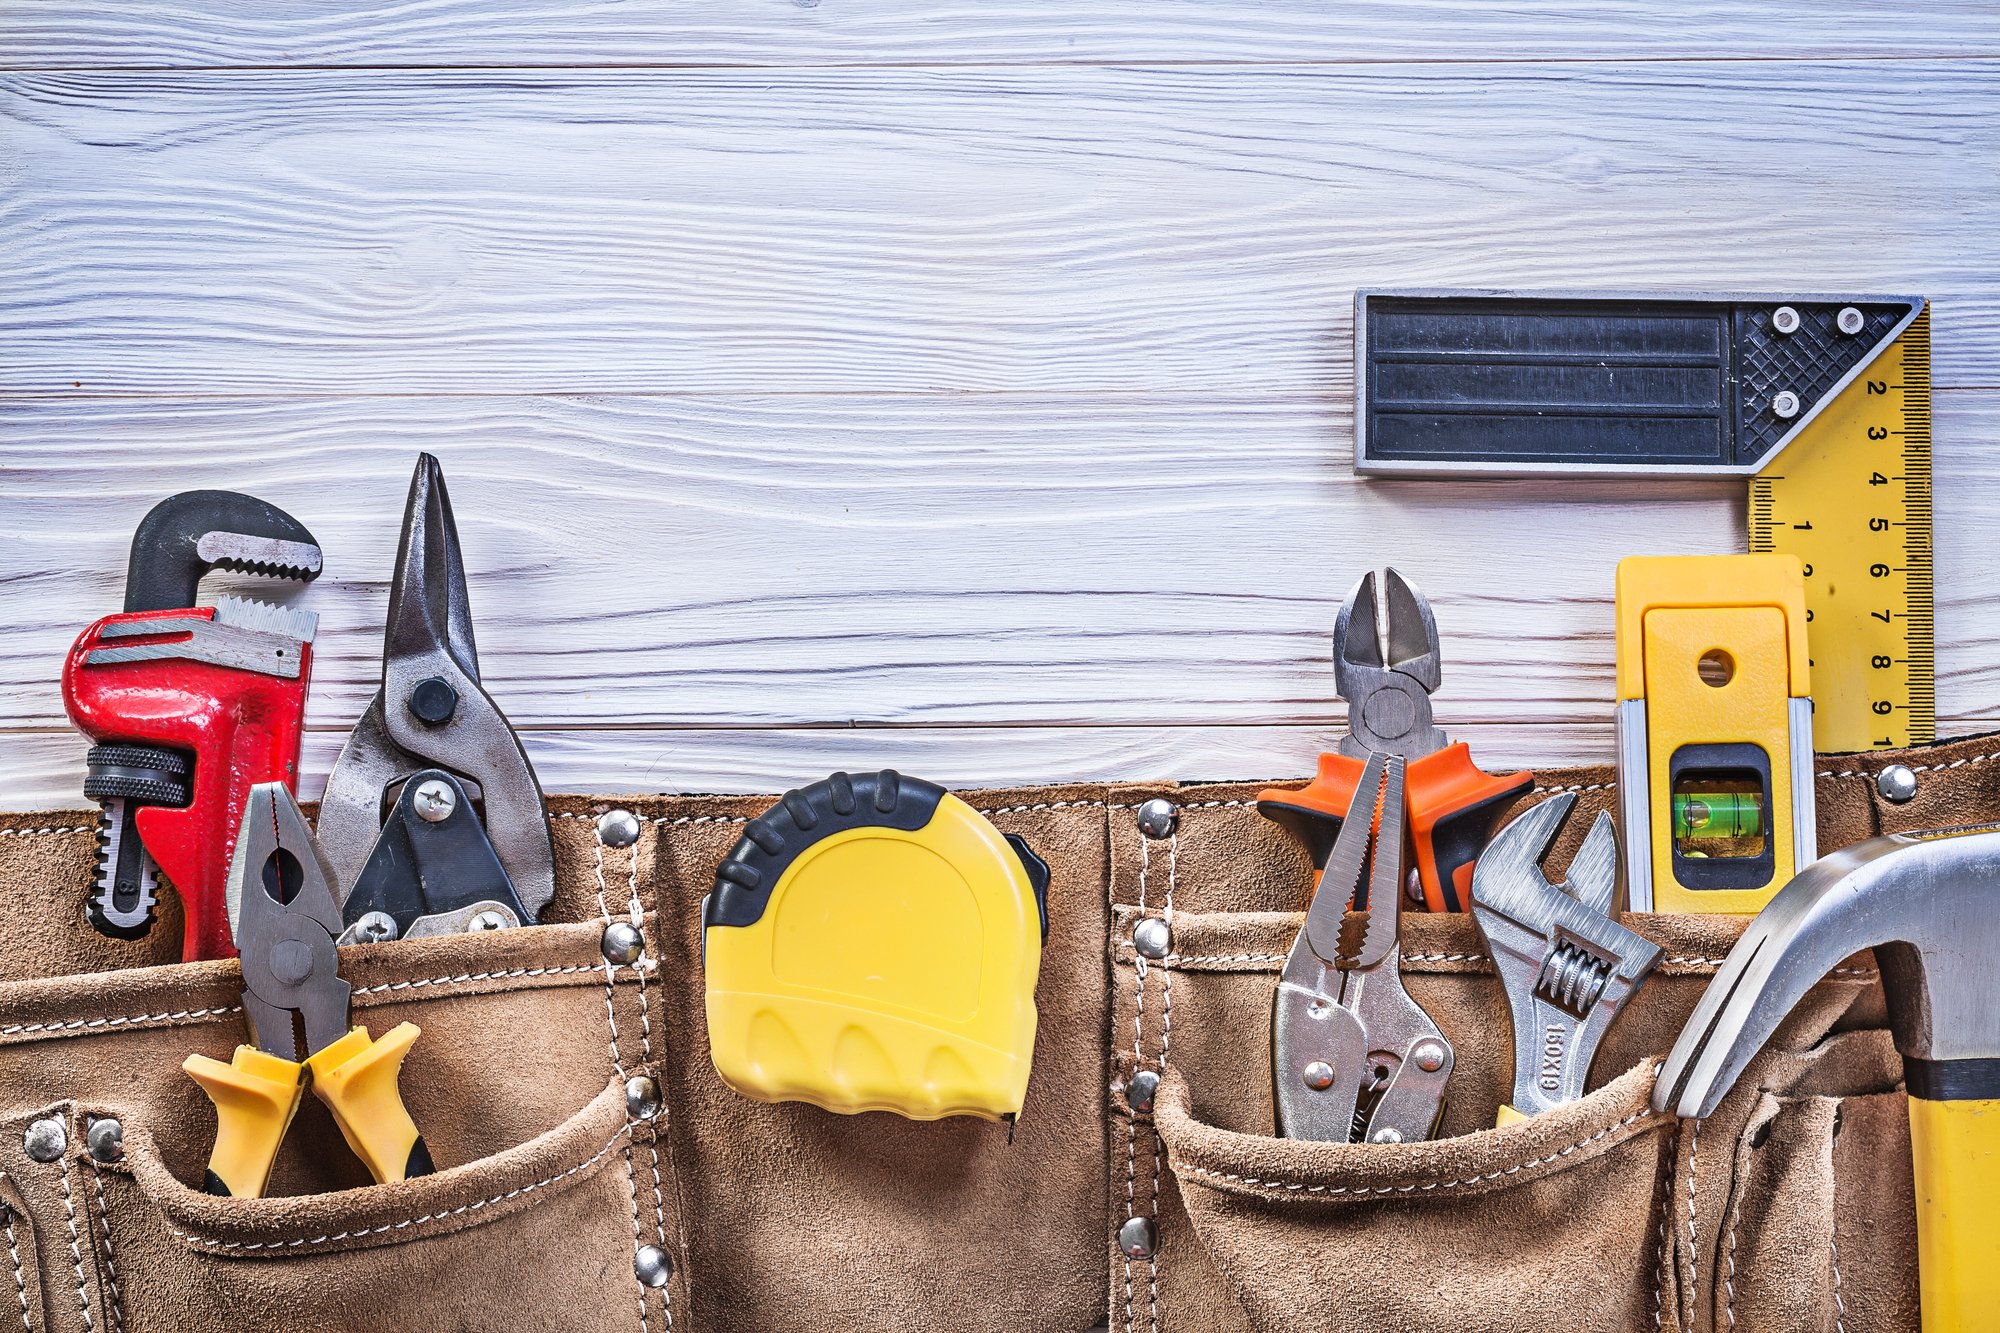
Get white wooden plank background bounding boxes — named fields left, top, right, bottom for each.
left=2, top=13, right=1996, bottom=808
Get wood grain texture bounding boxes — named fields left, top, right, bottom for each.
left=0, top=720, right=1628, bottom=811
left=4, top=0, right=1997, bottom=69
left=2, top=390, right=1996, bottom=781
left=5, top=63, right=1998, bottom=398
left=4, top=43, right=1998, bottom=808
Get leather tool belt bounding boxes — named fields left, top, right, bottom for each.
left=4, top=731, right=1988, bottom=1332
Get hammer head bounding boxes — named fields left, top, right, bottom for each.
left=1654, top=823, right=2000, bottom=1119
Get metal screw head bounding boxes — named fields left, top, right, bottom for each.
left=626, top=1075, right=662, bottom=1120
left=1370, top=1126, right=1404, bottom=1144
left=407, top=676, right=459, bottom=726
left=86, top=1118, right=124, bottom=1163
left=1126, top=1070, right=1160, bottom=1114
left=1132, top=917, right=1171, bottom=960
left=23, top=1117, right=65, bottom=1163
left=1301, top=1060, right=1335, bottom=1091
left=412, top=778, right=457, bottom=823
left=1135, top=799, right=1177, bottom=840
left=1837, top=306, right=1866, bottom=335
left=597, top=808, right=642, bottom=848
left=1771, top=306, right=1801, bottom=335
left=467, top=910, right=510, bottom=932
left=602, top=921, right=644, bottom=965
left=1412, top=1040, right=1447, bottom=1073
left=352, top=911, right=399, bottom=944
left=1771, top=390, right=1802, bottom=420
left=1877, top=764, right=1919, bottom=805
left=1116, top=1216, right=1156, bottom=1260
left=634, top=1244, right=673, bottom=1289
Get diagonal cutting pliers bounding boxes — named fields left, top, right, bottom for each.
left=182, top=783, right=433, bottom=1197
left=1258, top=568, right=1533, bottom=912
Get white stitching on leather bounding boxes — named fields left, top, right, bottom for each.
left=1147, top=827, right=1180, bottom=1333
left=1531, top=781, right=1616, bottom=796
left=170, top=1128, right=631, bottom=1253
left=1179, top=1105, right=1661, bottom=1196
left=1830, top=1213, right=1848, bottom=1333
left=2, top=1204, right=30, bottom=1333
left=595, top=837, right=660, bottom=1332
left=86, top=1157, right=124, bottom=1333
left=621, top=1143, right=651, bottom=1333
left=56, top=1155, right=94, bottom=1332
left=1819, top=748, right=2000, bottom=780
left=1723, top=1124, right=1747, bottom=1330
left=0, top=826, right=93, bottom=837
left=351, top=965, right=603, bottom=996
left=1161, top=953, right=1287, bottom=966
left=1682, top=1119, right=1700, bottom=1331
left=977, top=801, right=1108, bottom=815
left=1, top=1007, right=241, bottom=1037
left=1654, top=1122, right=1677, bottom=1331
left=1121, top=825, right=1150, bottom=1333
left=625, top=835, right=675, bottom=1332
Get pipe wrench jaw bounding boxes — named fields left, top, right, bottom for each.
left=1471, top=797, right=1662, bottom=1120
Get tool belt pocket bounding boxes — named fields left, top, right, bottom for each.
left=1117, top=906, right=1680, bottom=1333
left=1114, top=896, right=1908, bottom=1333
left=0, top=920, right=684, bottom=1333
left=1156, top=1059, right=1673, bottom=1333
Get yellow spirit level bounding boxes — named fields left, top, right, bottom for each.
left=1615, top=555, right=1817, bottom=914
left=703, top=770, right=1049, bottom=1121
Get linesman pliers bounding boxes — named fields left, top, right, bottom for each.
left=1258, top=568, right=1532, bottom=912
left=182, top=783, right=433, bottom=1197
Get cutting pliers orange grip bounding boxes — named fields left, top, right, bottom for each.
left=1258, top=744, right=1532, bottom=912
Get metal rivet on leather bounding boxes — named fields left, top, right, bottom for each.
left=597, top=808, right=642, bottom=848
left=1135, top=799, right=1177, bottom=840
left=1126, top=1070, right=1160, bottom=1114
left=86, top=1118, right=124, bottom=1163
left=601, top=921, right=644, bottom=964
left=1877, top=764, right=1919, bottom=805
left=1133, top=917, right=1171, bottom=960
left=1117, top=1216, right=1156, bottom=1260
left=23, top=1117, right=65, bottom=1163
left=635, top=1244, right=673, bottom=1288
left=626, top=1075, right=662, bottom=1120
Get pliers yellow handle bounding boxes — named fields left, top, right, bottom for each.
left=184, top=1021, right=431, bottom=1198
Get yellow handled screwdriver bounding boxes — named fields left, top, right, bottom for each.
left=183, top=783, right=432, bottom=1197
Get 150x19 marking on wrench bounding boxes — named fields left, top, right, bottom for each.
left=1751, top=308, right=1935, bottom=750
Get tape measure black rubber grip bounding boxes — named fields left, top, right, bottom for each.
left=705, top=769, right=1049, bottom=938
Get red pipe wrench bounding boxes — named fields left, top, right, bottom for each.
left=60, top=492, right=322, bottom=960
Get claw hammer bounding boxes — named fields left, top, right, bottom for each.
left=1656, top=824, right=2000, bottom=1330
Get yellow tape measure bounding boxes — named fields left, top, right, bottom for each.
left=1751, top=306, right=1935, bottom=751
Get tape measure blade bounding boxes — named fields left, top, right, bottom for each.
left=1750, top=306, right=1934, bottom=751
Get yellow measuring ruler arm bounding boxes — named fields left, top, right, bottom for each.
left=1752, top=306, right=1935, bottom=750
